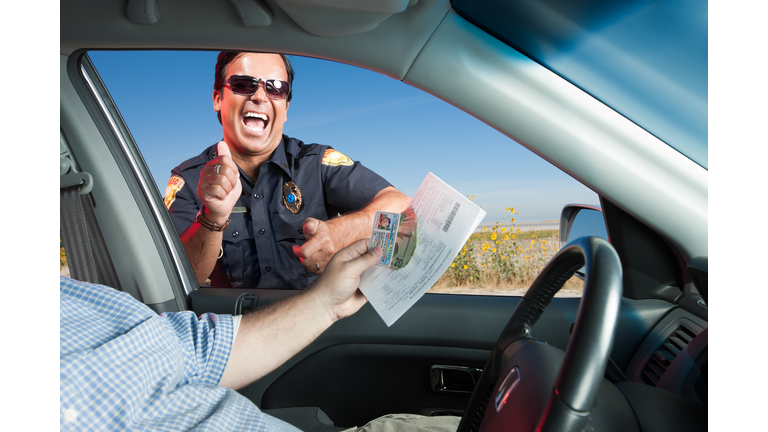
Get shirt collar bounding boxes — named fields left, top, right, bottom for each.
left=267, top=135, right=298, bottom=178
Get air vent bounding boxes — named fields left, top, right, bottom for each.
left=641, top=325, right=697, bottom=386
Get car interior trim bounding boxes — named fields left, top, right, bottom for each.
left=64, top=53, right=196, bottom=306
left=62, top=54, right=173, bottom=304
left=624, top=308, right=707, bottom=392
left=403, top=9, right=707, bottom=263
left=78, top=57, right=197, bottom=300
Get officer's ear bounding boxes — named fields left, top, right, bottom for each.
left=213, top=89, right=222, bottom=113
left=213, top=90, right=223, bottom=125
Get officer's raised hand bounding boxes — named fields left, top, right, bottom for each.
left=197, top=141, right=242, bottom=224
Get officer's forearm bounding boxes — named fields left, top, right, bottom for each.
left=180, top=222, right=224, bottom=285
left=334, top=186, right=411, bottom=245
left=371, top=185, right=411, bottom=211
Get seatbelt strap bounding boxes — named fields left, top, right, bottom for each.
left=60, top=186, right=123, bottom=290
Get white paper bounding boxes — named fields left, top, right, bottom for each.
left=359, top=172, right=486, bottom=326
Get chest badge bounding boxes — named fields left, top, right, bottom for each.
left=283, top=181, right=303, bottom=214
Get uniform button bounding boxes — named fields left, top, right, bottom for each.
left=232, top=231, right=239, bottom=237
left=258, top=228, right=266, bottom=235
left=255, top=194, right=261, bottom=199
left=265, top=266, right=272, bottom=272
left=298, top=228, right=303, bottom=235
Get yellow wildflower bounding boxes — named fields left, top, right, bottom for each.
left=492, top=248, right=497, bottom=252
left=451, top=263, right=455, bottom=267
left=504, top=235, right=509, bottom=240
left=491, top=233, right=497, bottom=240
left=463, top=265, right=468, bottom=269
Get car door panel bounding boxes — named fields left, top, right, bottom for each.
left=190, top=290, right=675, bottom=426
left=262, top=343, right=488, bottom=426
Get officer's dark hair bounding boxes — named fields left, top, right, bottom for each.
left=214, top=51, right=294, bottom=124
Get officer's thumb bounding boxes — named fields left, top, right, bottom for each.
left=302, top=218, right=321, bottom=238
left=217, top=141, right=233, bottom=158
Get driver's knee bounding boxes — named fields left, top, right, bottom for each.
left=344, top=413, right=461, bottom=432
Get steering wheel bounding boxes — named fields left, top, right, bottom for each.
left=457, top=236, right=622, bottom=432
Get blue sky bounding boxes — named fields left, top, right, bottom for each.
left=88, top=51, right=597, bottom=224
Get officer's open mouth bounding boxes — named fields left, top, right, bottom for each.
left=243, top=112, right=268, bottom=132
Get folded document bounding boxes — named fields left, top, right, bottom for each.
left=360, top=172, right=486, bottom=326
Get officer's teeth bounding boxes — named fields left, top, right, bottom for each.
left=245, top=113, right=267, bottom=120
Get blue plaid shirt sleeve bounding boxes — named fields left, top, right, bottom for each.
left=159, top=310, right=232, bottom=387
left=60, top=276, right=301, bottom=432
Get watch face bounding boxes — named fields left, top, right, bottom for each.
left=283, top=181, right=303, bottom=214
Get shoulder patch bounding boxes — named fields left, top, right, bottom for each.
left=164, top=175, right=186, bottom=209
left=321, top=149, right=354, bottom=167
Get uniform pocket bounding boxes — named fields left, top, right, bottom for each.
left=273, top=203, right=326, bottom=242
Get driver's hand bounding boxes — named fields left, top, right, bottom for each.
left=309, top=239, right=381, bottom=322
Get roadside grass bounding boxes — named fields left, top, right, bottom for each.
left=429, top=207, right=583, bottom=297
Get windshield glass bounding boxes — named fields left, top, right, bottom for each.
left=453, top=0, right=708, bottom=168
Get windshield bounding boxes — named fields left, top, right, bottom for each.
left=452, top=0, right=708, bottom=169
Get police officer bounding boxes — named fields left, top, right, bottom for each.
left=164, top=52, right=410, bottom=289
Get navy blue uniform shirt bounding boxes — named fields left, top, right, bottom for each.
left=165, top=136, right=391, bottom=289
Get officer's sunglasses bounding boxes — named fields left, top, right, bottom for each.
left=224, top=75, right=290, bottom=100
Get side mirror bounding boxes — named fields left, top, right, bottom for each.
left=559, top=204, right=608, bottom=248
left=559, top=204, right=608, bottom=277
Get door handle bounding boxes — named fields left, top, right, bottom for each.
left=430, top=365, right=483, bottom=394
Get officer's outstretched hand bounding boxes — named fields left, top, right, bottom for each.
left=309, top=239, right=380, bottom=321
left=292, top=218, right=346, bottom=274
left=197, top=141, right=242, bottom=225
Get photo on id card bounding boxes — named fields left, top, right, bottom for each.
left=369, top=207, right=418, bottom=269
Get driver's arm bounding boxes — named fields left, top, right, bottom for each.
left=218, top=240, right=381, bottom=389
